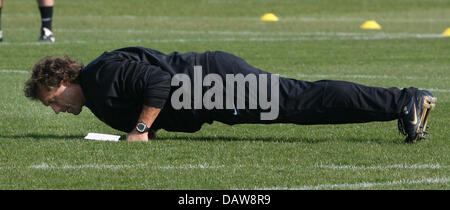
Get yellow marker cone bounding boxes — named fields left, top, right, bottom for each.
left=442, top=28, right=450, bottom=37
left=360, top=20, right=382, bottom=30
left=261, top=13, right=279, bottom=22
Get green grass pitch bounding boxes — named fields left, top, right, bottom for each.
left=0, top=0, right=449, bottom=189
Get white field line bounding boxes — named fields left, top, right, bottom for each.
left=424, top=88, right=450, bottom=93
left=282, top=17, right=450, bottom=23
left=9, top=28, right=445, bottom=38
left=257, top=177, right=450, bottom=190
left=292, top=73, right=449, bottom=81
left=4, top=69, right=447, bottom=81
left=4, top=163, right=448, bottom=189
left=0, top=69, right=29, bottom=74
left=0, top=40, right=88, bottom=46
left=2, top=69, right=449, bottom=93
left=5, top=14, right=450, bottom=23
left=0, top=33, right=444, bottom=46
left=318, top=164, right=449, bottom=170
left=11, top=163, right=449, bottom=171
left=28, top=163, right=225, bottom=170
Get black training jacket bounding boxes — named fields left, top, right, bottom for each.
left=80, top=46, right=213, bottom=133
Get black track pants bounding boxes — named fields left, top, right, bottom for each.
left=200, top=51, right=416, bottom=126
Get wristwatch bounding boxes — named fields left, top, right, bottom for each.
left=136, top=122, right=150, bottom=133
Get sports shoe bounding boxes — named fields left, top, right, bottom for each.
left=38, top=27, right=55, bottom=42
left=398, top=89, right=437, bottom=143
left=0, top=30, right=3, bottom=42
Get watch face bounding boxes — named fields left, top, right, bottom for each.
left=137, top=123, right=146, bottom=132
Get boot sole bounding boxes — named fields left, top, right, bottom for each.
left=414, top=96, right=437, bottom=142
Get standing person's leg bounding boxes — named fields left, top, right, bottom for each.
left=0, top=0, right=3, bottom=42
left=37, top=0, right=54, bottom=42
